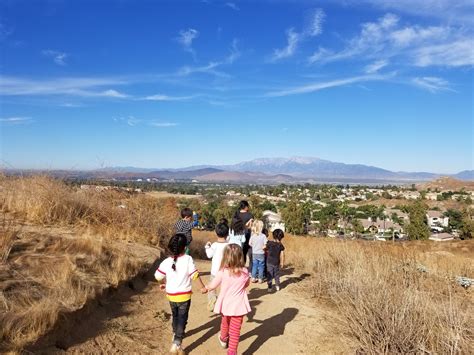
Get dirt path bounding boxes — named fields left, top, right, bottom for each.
left=37, top=260, right=346, bottom=354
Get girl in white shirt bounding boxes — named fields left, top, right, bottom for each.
left=155, top=234, right=206, bottom=354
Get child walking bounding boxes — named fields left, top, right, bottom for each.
left=249, top=220, right=267, bottom=283
left=175, top=208, right=194, bottom=255
left=205, top=244, right=251, bottom=355
left=155, top=234, right=206, bottom=354
left=205, top=218, right=229, bottom=311
left=265, top=229, right=285, bottom=292
left=227, top=215, right=246, bottom=248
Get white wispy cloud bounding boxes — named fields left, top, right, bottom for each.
left=149, top=121, right=179, bottom=127
left=265, top=73, right=391, bottom=97
left=177, top=28, right=199, bottom=58
left=225, top=2, right=239, bottom=11
left=100, top=89, right=129, bottom=98
left=115, top=116, right=178, bottom=128
left=114, top=116, right=140, bottom=126
left=0, top=76, right=131, bottom=98
left=271, top=28, right=301, bottom=61
left=42, top=49, right=68, bottom=66
left=143, top=94, right=196, bottom=101
left=271, top=8, right=325, bottom=62
left=308, top=13, right=473, bottom=68
left=177, top=39, right=240, bottom=77
left=412, top=76, right=454, bottom=93
left=338, top=0, right=474, bottom=25
left=0, top=117, right=34, bottom=125
left=178, top=62, right=230, bottom=78
left=364, top=59, right=389, bottom=73
left=413, top=39, right=474, bottom=67
left=305, top=8, right=326, bottom=37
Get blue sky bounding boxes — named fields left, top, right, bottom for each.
left=0, top=0, right=473, bottom=173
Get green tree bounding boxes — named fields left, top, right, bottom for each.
left=352, top=219, right=365, bottom=237
left=406, top=201, right=430, bottom=240
left=281, top=197, right=306, bottom=234
left=444, top=209, right=463, bottom=231
left=460, top=208, right=474, bottom=239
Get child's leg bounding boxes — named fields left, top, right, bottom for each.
left=227, top=315, right=244, bottom=355
left=251, top=254, right=258, bottom=279
left=274, top=265, right=281, bottom=287
left=267, top=264, right=275, bottom=288
left=174, top=300, right=191, bottom=345
left=220, top=315, right=231, bottom=341
left=257, top=257, right=265, bottom=280
left=170, top=302, right=179, bottom=337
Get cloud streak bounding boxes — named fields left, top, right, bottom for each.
left=115, top=116, right=178, bottom=128
left=177, top=28, right=199, bottom=58
left=225, top=2, right=239, bottom=11
left=143, top=94, right=196, bottom=101
left=308, top=13, right=473, bottom=68
left=42, top=50, right=68, bottom=66
left=0, top=76, right=130, bottom=98
left=265, top=73, right=391, bottom=97
left=177, top=39, right=240, bottom=78
left=412, top=77, right=454, bottom=93
left=0, top=117, right=34, bottom=125
left=271, top=8, right=325, bottom=62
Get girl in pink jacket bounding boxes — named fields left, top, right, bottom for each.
left=205, top=244, right=251, bottom=355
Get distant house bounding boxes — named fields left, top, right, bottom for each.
left=425, top=192, right=440, bottom=201
left=429, top=232, right=454, bottom=241
left=385, top=209, right=409, bottom=222
left=262, top=210, right=285, bottom=232
left=426, top=211, right=449, bottom=231
left=402, top=191, right=421, bottom=200
left=360, top=218, right=403, bottom=234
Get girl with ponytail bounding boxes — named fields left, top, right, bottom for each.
left=155, top=233, right=206, bottom=354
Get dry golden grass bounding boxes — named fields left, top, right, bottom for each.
left=283, top=236, right=474, bottom=354
left=0, top=175, right=178, bottom=245
left=0, top=175, right=177, bottom=351
left=192, top=230, right=474, bottom=353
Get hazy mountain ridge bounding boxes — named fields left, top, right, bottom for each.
left=98, top=157, right=472, bottom=182
left=9, top=157, right=471, bottom=183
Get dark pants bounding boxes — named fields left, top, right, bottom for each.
left=267, top=264, right=280, bottom=288
left=170, top=300, right=191, bottom=345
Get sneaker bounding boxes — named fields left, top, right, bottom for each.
left=258, top=279, right=264, bottom=284
left=276, top=286, right=280, bottom=291
left=251, top=278, right=258, bottom=283
left=218, top=335, right=228, bottom=349
left=170, top=343, right=179, bottom=354
left=207, top=295, right=217, bottom=312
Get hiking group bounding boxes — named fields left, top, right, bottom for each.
left=155, top=200, right=286, bottom=355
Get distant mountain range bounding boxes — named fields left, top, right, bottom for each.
left=94, top=156, right=473, bottom=184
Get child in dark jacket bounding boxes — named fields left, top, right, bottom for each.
left=265, top=229, right=285, bottom=292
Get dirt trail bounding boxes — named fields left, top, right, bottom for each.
left=36, top=260, right=346, bottom=354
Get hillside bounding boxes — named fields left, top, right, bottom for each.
left=418, top=177, right=474, bottom=191
left=1, top=177, right=473, bottom=354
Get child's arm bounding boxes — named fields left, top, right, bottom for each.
left=206, top=270, right=223, bottom=291
left=205, top=242, right=214, bottom=259
left=154, top=269, right=166, bottom=291
left=195, top=275, right=206, bottom=293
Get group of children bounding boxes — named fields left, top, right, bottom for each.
left=155, top=206, right=285, bottom=354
